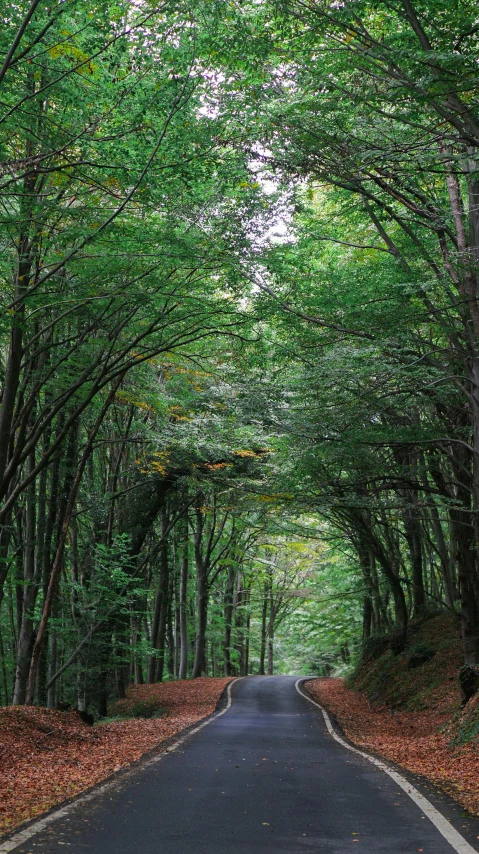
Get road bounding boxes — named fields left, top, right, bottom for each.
left=4, top=676, right=479, bottom=854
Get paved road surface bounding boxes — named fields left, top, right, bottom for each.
left=6, top=676, right=479, bottom=853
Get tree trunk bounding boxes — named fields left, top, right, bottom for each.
left=148, top=507, right=170, bottom=683
left=179, top=531, right=189, bottom=680
left=466, top=356, right=479, bottom=664
left=25, top=380, right=121, bottom=704
left=35, top=444, right=50, bottom=707
left=0, top=627, right=9, bottom=703
left=0, top=165, right=36, bottom=499
left=243, top=610, right=250, bottom=676
left=131, top=616, right=144, bottom=684
left=404, top=504, right=426, bottom=617
left=358, top=544, right=373, bottom=642
left=148, top=583, right=163, bottom=683
left=47, top=631, right=57, bottom=709
left=223, top=564, right=235, bottom=676
left=166, top=598, right=175, bottom=679
left=192, top=503, right=208, bottom=679
left=97, top=670, right=108, bottom=718
left=378, top=551, right=408, bottom=636
left=258, top=585, right=268, bottom=675
left=13, top=451, right=38, bottom=704
left=192, top=562, right=207, bottom=678
left=429, top=504, right=456, bottom=609
left=267, top=597, right=275, bottom=676
left=450, top=446, right=479, bottom=665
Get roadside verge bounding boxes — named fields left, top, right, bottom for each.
left=300, top=678, right=479, bottom=853
left=304, top=677, right=479, bottom=817
left=0, top=677, right=233, bottom=841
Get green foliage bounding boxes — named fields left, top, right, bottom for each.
left=452, top=704, right=479, bottom=746
left=102, top=698, right=165, bottom=721
left=350, top=614, right=460, bottom=711
left=407, top=645, right=437, bottom=671
left=270, top=535, right=363, bottom=676
left=361, top=635, right=392, bottom=664
left=1, top=0, right=478, bottom=716
left=128, top=699, right=165, bottom=719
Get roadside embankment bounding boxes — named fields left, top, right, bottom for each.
left=0, top=677, right=231, bottom=837
left=305, top=613, right=479, bottom=816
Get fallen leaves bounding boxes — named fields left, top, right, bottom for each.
left=0, top=678, right=231, bottom=837
left=305, top=677, right=479, bottom=817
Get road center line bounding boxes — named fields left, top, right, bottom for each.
left=295, top=679, right=477, bottom=854
left=0, top=679, right=241, bottom=854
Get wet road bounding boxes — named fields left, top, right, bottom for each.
left=4, top=676, right=479, bottom=853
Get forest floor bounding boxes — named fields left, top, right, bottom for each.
left=306, top=613, right=479, bottom=817
left=0, top=677, right=231, bottom=837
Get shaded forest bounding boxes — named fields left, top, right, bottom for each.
left=1, top=0, right=479, bottom=715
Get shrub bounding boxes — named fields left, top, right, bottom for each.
left=407, top=645, right=436, bottom=670
left=361, top=634, right=391, bottom=663
left=389, top=628, right=407, bottom=655
left=451, top=694, right=479, bottom=744
left=129, top=699, right=164, bottom=719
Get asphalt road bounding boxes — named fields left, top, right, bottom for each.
left=6, top=676, right=479, bottom=854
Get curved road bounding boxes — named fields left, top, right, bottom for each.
left=5, top=676, right=479, bottom=854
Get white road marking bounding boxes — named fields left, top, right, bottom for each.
left=295, top=679, right=478, bottom=854
left=0, top=679, right=241, bottom=854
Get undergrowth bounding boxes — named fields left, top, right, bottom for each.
left=348, top=612, right=478, bottom=743
left=102, top=697, right=166, bottom=722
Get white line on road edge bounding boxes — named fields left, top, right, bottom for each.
left=295, top=679, right=478, bottom=854
left=0, top=679, right=241, bottom=854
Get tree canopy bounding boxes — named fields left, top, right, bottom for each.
left=1, top=0, right=479, bottom=712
